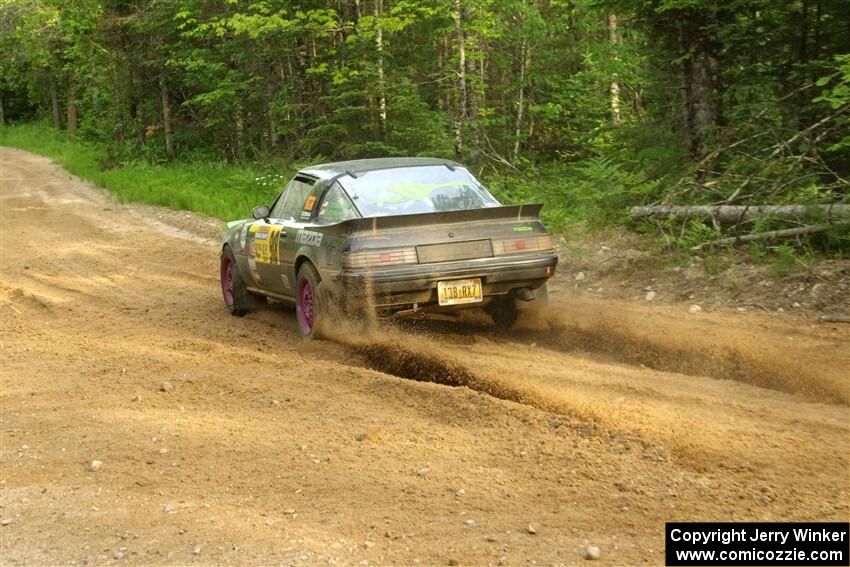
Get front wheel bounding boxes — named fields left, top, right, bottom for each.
left=220, top=246, right=265, bottom=316
left=296, top=263, right=325, bottom=339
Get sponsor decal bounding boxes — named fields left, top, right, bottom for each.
left=280, top=274, right=291, bottom=290
left=295, top=230, right=323, bottom=247
left=249, top=223, right=283, bottom=263
left=299, top=211, right=312, bottom=221
left=303, top=195, right=317, bottom=211
left=513, top=225, right=534, bottom=233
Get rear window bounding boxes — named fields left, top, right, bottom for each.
left=337, top=165, right=500, bottom=217
left=316, top=183, right=359, bottom=224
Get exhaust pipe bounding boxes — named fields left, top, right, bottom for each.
left=514, top=287, right=535, bottom=302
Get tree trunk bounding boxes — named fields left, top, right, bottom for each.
left=453, top=0, right=467, bottom=157
left=465, top=47, right=478, bottom=145
left=268, top=92, right=279, bottom=148
left=374, top=0, right=386, bottom=138
left=49, top=76, right=62, bottom=129
left=158, top=74, right=175, bottom=159
left=129, top=66, right=145, bottom=146
left=609, top=14, right=621, bottom=123
left=691, top=220, right=850, bottom=251
left=110, top=69, right=125, bottom=144
left=512, top=38, right=528, bottom=164
left=813, top=0, right=821, bottom=60
left=0, top=95, right=5, bottom=125
left=440, top=36, right=451, bottom=113
left=680, top=14, right=721, bottom=157
left=66, top=80, right=78, bottom=135
left=798, top=0, right=809, bottom=64
left=234, top=104, right=245, bottom=160
left=479, top=51, right=486, bottom=109
left=630, top=204, right=850, bottom=224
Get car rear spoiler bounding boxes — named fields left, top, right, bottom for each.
left=317, top=203, right=544, bottom=236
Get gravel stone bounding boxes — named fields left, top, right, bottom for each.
left=584, top=546, right=601, bottom=560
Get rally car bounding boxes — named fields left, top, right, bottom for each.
left=220, top=157, right=558, bottom=337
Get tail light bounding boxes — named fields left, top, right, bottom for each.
left=343, top=247, right=418, bottom=269
left=492, top=235, right=553, bottom=255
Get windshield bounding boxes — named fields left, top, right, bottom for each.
left=337, top=165, right=500, bottom=217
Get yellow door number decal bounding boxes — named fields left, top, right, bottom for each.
left=249, top=224, right=283, bottom=264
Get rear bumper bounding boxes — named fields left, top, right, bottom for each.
left=333, top=252, right=558, bottom=307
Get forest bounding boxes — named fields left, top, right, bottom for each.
left=1, top=0, right=849, bottom=249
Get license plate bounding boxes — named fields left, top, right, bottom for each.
left=437, top=278, right=483, bottom=306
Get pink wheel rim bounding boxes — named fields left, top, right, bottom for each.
left=297, top=278, right=314, bottom=335
left=221, top=255, right=235, bottom=307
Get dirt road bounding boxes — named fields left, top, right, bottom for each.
left=1, top=147, right=848, bottom=566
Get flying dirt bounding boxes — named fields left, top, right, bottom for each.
left=1, top=147, right=848, bottom=566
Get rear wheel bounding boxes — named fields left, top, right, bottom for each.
left=296, top=263, right=324, bottom=339
left=487, top=296, right=519, bottom=330
left=220, top=246, right=265, bottom=316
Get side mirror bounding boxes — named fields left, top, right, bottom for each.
left=252, top=205, right=270, bottom=220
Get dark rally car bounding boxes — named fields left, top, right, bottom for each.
left=220, top=157, right=558, bottom=337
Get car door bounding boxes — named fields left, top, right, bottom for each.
left=235, top=188, right=284, bottom=292
left=251, top=175, right=317, bottom=296
left=276, top=177, right=325, bottom=293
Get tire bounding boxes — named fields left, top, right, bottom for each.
left=487, top=295, right=519, bottom=330
left=295, top=262, right=325, bottom=339
left=220, top=245, right=265, bottom=317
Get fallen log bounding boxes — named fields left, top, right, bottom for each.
left=630, top=204, right=850, bottom=224
left=690, top=220, right=850, bottom=251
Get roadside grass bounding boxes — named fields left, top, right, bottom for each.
left=0, top=122, right=280, bottom=221
left=2, top=122, right=645, bottom=234
left=1, top=122, right=580, bottom=228
left=2, top=122, right=633, bottom=232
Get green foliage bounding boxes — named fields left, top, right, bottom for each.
left=814, top=54, right=850, bottom=155
left=767, top=244, right=809, bottom=277
left=663, top=219, right=719, bottom=251
left=483, top=157, right=659, bottom=231
left=566, top=157, right=660, bottom=225
left=0, top=0, right=847, bottom=251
